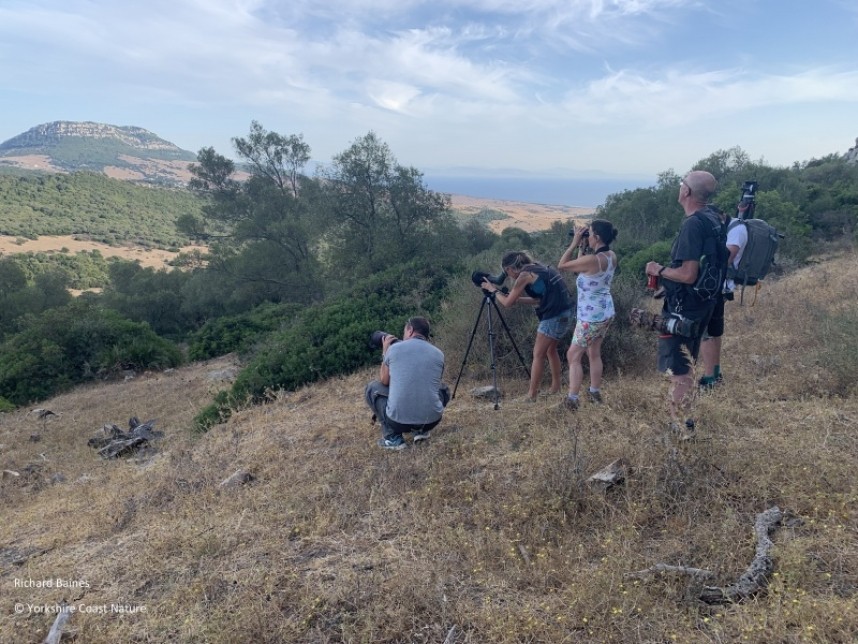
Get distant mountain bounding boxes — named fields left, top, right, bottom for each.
left=0, top=121, right=197, bottom=187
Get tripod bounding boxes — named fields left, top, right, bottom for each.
left=452, top=289, right=530, bottom=409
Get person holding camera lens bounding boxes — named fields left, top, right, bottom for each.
left=557, top=219, right=618, bottom=410
left=481, top=251, right=573, bottom=401
left=645, top=171, right=725, bottom=437
left=364, top=317, right=448, bottom=450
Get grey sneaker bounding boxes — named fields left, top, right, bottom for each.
left=587, top=390, right=603, bottom=404
left=562, top=396, right=579, bottom=411
left=378, top=437, right=407, bottom=451
left=413, top=430, right=430, bottom=444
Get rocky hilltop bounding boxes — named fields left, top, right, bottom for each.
left=0, top=121, right=197, bottom=186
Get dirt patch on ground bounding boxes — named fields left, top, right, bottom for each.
left=0, top=235, right=205, bottom=269
left=450, top=194, right=594, bottom=233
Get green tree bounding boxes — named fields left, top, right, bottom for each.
left=598, top=170, right=682, bottom=256
left=187, top=122, right=325, bottom=303
left=320, top=131, right=454, bottom=274
left=0, top=259, right=71, bottom=339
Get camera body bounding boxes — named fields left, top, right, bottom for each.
left=471, top=270, right=507, bottom=288
left=368, top=331, right=399, bottom=350
left=629, top=308, right=700, bottom=338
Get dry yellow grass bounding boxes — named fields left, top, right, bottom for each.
left=1, top=255, right=857, bottom=643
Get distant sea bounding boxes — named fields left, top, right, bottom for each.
left=424, top=175, right=654, bottom=209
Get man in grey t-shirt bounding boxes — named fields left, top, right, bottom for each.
left=364, top=316, right=448, bottom=450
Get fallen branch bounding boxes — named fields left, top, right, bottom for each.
left=628, top=506, right=783, bottom=604
left=625, top=563, right=715, bottom=582
left=43, top=603, right=72, bottom=644
left=699, top=506, right=783, bottom=604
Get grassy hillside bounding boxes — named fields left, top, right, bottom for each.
left=0, top=172, right=199, bottom=248
left=1, top=253, right=856, bottom=643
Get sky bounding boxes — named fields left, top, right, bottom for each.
left=2, top=0, right=858, bottom=188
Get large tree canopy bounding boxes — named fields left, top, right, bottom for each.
left=186, top=122, right=326, bottom=304
left=320, top=131, right=455, bottom=274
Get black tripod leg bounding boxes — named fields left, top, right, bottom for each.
left=489, top=296, right=531, bottom=378
left=451, top=296, right=488, bottom=399
left=484, top=298, right=501, bottom=409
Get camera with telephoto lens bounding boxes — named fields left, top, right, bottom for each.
left=628, top=308, right=700, bottom=338
left=737, top=180, right=758, bottom=220
left=368, top=331, right=399, bottom=350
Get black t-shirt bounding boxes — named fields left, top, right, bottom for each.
left=663, top=210, right=715, bottom=317
left=521, top=263, right=573, bottom=321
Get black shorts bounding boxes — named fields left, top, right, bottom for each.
left=656, top=303, right=715, bottom=376
left=703, top=296, right=725, bottom=339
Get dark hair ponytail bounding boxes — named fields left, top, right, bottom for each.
left=590, top=219, right=618, bottom=246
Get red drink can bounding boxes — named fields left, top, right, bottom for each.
left=646, top=274, right=658, bottom=290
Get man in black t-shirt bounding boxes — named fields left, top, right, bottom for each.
left=646, top=170, right=719, bottom=433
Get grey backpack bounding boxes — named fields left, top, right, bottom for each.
left=727, top=217, right=780, bottom=299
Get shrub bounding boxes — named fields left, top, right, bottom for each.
left=622, top=240, right=672, bottom=284
left=0, top=301, right=183, bottom=405
left=187, top=302, right=304, bottom=361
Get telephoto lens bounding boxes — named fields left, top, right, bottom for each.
left=369, top=331, right=398, bottom=350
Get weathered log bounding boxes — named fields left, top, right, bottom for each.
left=625, top=563, right=715, bottom=582
left=43, top=603, right=72, bottom=644
left=698, top=506, right=783, bottom=604
left=98, top=436, right=148, bottom=459
left=220, top=470, right=254, bottom=488
left=628, top=506, right=783, bottom=604
left=88, top=418, right=163, bottom=458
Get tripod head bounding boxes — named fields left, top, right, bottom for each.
left=471, top=270, right=509, bottom=299
left=481, top=286, right=509, bottom=300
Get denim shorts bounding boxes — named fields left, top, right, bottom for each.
left=537, top=310, right=573, bottom=340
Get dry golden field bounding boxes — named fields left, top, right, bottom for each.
left=449, top=195, right=594, bottom=233
left=0, top=235, right=204, bottom=271
left=1, top=253, right=857, bottom=643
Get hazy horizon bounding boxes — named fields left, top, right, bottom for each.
left=425, top=175, right=654, bottom=209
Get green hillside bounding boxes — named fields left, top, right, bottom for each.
left=9, top=135, right=196, bottom=168
left=0, top=172, right=200, bottom=248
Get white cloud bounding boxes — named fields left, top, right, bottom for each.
left=1, top=0, right=857, bottom=177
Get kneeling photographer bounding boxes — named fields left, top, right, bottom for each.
left=364, top=316, right=448, bottom=451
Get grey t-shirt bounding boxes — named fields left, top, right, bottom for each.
left=384, top=337, right=445, bottom=425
